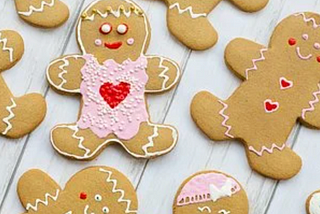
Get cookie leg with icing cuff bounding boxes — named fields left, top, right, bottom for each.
left=166, top=0, right=220, bottom=50
left=191, top=91, right=235, bottom=141
left=229, top=0, right=269, bottom=12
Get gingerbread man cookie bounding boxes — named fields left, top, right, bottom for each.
left=47, top=0, right=180, bottom=160
left=14, top=0, right=69, bottom=28
left=0, top=30, right=46, bottom=138
left=18, top=166, right=138, bottom=213
left=191, top=12, right=320, bottom=180
left=161, top=0, right=269, bottom=50
left=307, top=190, right=320, bottom=214
left=173, top=171, right=249, bottom=214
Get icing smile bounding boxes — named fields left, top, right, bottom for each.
left=296, top=47, right=312, bottom=60
left=104, top=41, right=122, bottom=49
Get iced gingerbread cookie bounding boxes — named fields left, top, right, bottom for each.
left=47, top=0, right=181, bottom=160
left=18, top=166, right=138, bottom=213
left=173, top=171, right=249, bottom=214
left=0, top=30, right=46, bottom=138
left=14, top=0, right=69, bottom=28
left=161, top=0, right=269, bottom=50
left=191, top=12, right=320, bottom=180
left=307, top=190, right=320, bottom=214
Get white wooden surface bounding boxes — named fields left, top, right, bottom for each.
left=0, top=0, right=320, bottom=213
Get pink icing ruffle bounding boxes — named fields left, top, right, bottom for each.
left=78, top=54, right=149, bottom=140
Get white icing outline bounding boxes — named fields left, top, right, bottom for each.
left=169, top=3, right=207, bottom=19
left=248, top=143, right=286, bottom=156
left=2, top=98, right=17, bottom=135
left=279, top=77, right=293, bottom=90
left=309, top=192, right=320, bottom=214
left=145, top=56, right=180, bottom=93
left=218, top=100, right=234, bottom=139
left=0, top=32, right=14, bottom=62
left=296, top=47, right=312, bottom=60
left=50, top=120, right=178, bottom=159
left=18, top=0, right=55, bottom=17
left=302, top=83, right=320, bottom=119
left=264, top=99, right=279, bottom=113
left=99, top=168, right=137, bottom=213
left=46, top=55, right=82, bottom=93
left=295, top=13, right=320, bottom=29
left=198, top=206, right=211, bottom=213
left=77, top=0, right=149, bottom=56
left=26, top=189, right=60, bottom=211
left=245, top=48, right=267, bottom=80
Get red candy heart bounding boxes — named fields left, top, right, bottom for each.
left=280, top=77, right=293, bottom=89
left=80, top=192, right=87, bottom=200
left=264, top=99, right=279, bottom=113
left=99, top=82, right=131, bottom=109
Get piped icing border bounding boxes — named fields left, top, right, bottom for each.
left=26, top=189, right=60, bottom=211
left=248, top=143, right=286, bottom=156
left=302, top=83, right=320, bottom=119
left=218, top=100, right=234, bottom=139
left=245, top=48, right=267, bottom=80
left=18, top=0, right=55, bottom=17
left=169, top=3, right=207, bottom=19
left=2, top=98, right=17, bottom=135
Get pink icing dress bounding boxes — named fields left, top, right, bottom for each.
left=77, top=54, right=149, bottom=140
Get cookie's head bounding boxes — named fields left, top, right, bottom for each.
left=270, top=12, right=320, bottom=66
left=77, top=0, right=150, bottom=64
left=64, top=167, right=138, bottom=214
left=173, top=171, right=249, bottom=214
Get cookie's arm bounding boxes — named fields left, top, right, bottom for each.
left=225, top=38, right=267, bottom=80
left=47, top=55, right=85, bottom=94
left=229, top=0, right=268, bottom=12
left=145, top=56, right=181, bottom=93
left=300, top=90, right=320, bottom=129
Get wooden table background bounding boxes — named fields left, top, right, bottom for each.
left=1, top=0, right=320, bottom=213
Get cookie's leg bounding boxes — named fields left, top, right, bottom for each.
left=229, top=0, right=269, bottom=12
left=166, top=0, right=220, bottom=50
left=121, top=121, right=178, bottom=158
left=191, top=91, right=235, bottom=141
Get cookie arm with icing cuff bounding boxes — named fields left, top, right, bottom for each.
left=145, top=55, right=181, bottom=93
left=229, top=0, right=269, bottom=12
left=225, top=38, right=267, bottom=80
left=47, top=55, right=85, bottom=94
left=300, top=83, right=320, bottom=129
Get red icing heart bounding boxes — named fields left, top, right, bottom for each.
left=264, top=99, right=279, bottom=113
left=80, top=192, right=87, bottom=200
left=99, top=82, right=131, bottom=109
left=280, top=77, right=293, bottom=89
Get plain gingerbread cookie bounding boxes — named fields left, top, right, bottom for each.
left=173, top=171, right=249, bottom=214
left=47, top=0, right=181, bottom=160
left=161, top=0, right=269, bottom=50
left=17, top=166, right=138, bottom=213
left=0, top=30, right=46, bottom=138
left=191, top=12, right=320, bottom=180
left=14, top=0, right=69, bottom=28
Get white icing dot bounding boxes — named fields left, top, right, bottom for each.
left=95, top=194, right=102, bottom=201
left=127, top=38, right=135, bottom=46
left=117, top=24, right=128, bottom=34
left=302, top=33, right=309, bottom=40
left=102, top=206, right=110, bottom=213
left=314, top=42, right=320, bottom=50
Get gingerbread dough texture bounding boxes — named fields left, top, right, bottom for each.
left=14, top=0, right=69, bottom=28
left=47, top=0, right=181, bottom=160
left=0, top=30, right=46, bottom=138
left=173, top=171, right=249, bottom=214
left=191, top=12, right=320, bottom=180
left=17, top=166, right=138, bottom=213
left=307, top=190, right=320, bottom=214
left=161, top=0, right=269, bottom=50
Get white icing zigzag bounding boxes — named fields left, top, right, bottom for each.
left=218, top=100, right=234, bottom=139
left=142, top=125, right=158, bottom=157
left=18, top=0, right=55, bottom=17
left=84, top=6, right=136, bottom=20
left=57, top=57, right=70, bottom=89
left=248, top=143, right=286, bottom=156
left=2, top=98, right=17, bottom=135
left=0, top=32, right=14, bottom=62
left=302, top=84, right=320, bottom=119
left=169, top=3, right=207, bottom=19
left=295, top=12, right=320, bottom=29
left=69, top=125, right=91, bottom=157
left=245, top=48, right=267, bottom=79
left=158, top=58, right=170, bottom=90
left=99, top=168, right=137, bottom=214
left=26, top=189, right=60, bottom=211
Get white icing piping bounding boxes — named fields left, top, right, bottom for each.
left=84, top=205, right=90, bottom=214
left=0, top=32, right=14, bottom=62
left=218, top=100, right=234, bottom=139
left=210, top=178, right=235, bottom=202
left=51, top=121, right=177, bottom=159
left=2, top=98, right=17, bottom=135
left=295, top=13, right=320, bottom=29
left=248, top=143, right=286, bottom=156
left=142, top=124, right=158, bottom=157
left=245, top=48, right=267, bottom=80
left=309, top=192, right=320, bottom=214
left=84, top=7, right=135, bottom=20
left=302, top=83, right=320, bottom=119
left=219, top=210, right=230, bottom=214
left=99, top=168, right=137, bottom=214
left=26, top=189, right=60, bottom=211
left=46, top=55, right=82, bottom=93
left=169, top=3, right=207, bottom=19
left=18, top=0, right=55, bottom=17
left=198, top=206, right=211, bottom=213
left=145, top=56, right=181, bottom=93
left=296, top=47, right=312, bottom=60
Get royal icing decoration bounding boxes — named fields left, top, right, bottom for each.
left=2, top=98, right=17, bottom=135
left=0, top=32, right=14, bottom=62
left=302, top=84, right=320, bottom=119
left=245, top=48, right=267, bottom=80
left=248, top=143, right=286, bottom=156
left=309, top=193, right=320, bottom=214
left=295, top=13, right=320, bottom=29
left=18, top=0, right=55, bottom=17
left=264, top=99, right=279, bottom=113
left=117, top=24, right=128, bottom=35
left=26, top=189, right=60, bottom=211
left=95, top=39, right=102, bottom=46
left=218, top=100, right=234, bottom=139
left=169, top=3, right=207, bottom=19
left=219, top=211, right=231, bottom=214
left=279, top=77, right=293, bottom=90
left=296, top=46, right=313, bottom=60
left=127, top=38, right=134, bottom=46
left=198, top=206, right=212, bottom=213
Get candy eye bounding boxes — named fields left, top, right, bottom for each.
left=288, top=38, right=296, bottom=46
left=100, top=23, right=112, bottom=34
left=95, top=194, right=102, bottom=201
left=315, top=43, right=320, bottom=50
left=302, top=34, right=309, bottom=40
left=117, top=24, right=128, bottom=35
left=102, top=206, right=110, bottom=213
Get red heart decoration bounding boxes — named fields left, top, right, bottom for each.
left=280, top=77, right=293, bottom=89
left=99, top=82, right=131, bottom=109
left=264, top=99, right=279, bottom=113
